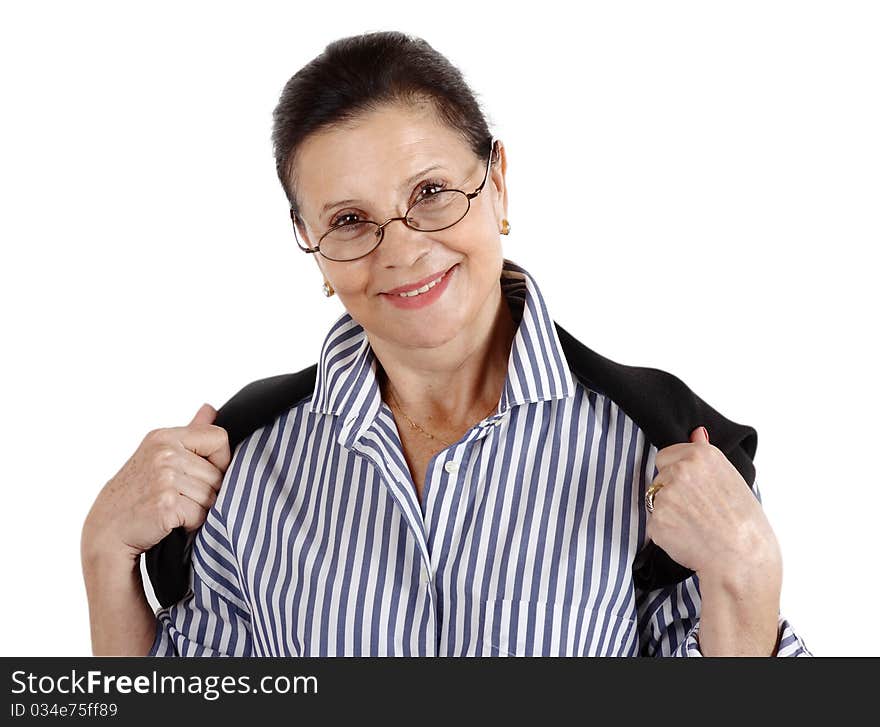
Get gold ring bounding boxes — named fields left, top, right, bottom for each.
left=645, top=482, right=666, bottom=513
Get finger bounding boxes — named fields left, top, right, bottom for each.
left=177, top=447, right=226, bottom=491
left=177, top=474, right=219, bottom=511
left=654, top=427, right=712, bottom=471
left=648, top=477, right=668, bottom=492
left=652, top=457, right=692, bottom=491
left=174, top=495, right=210, bottom=533
left=188, top=402, right=217, bottom=427
left=689, top=426, right=710, bottom=444
left=653, top=442, right=694, bottom=471
left=174, top=424, right=231, bottom=472
left=646, top=479, right=668, bottom=510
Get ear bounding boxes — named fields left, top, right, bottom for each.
left=491, top=139, right=509, bottom=223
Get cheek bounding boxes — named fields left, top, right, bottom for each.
left=443, top=233, right=498, bottom=277
left=326, top=263, right=372, bottom=296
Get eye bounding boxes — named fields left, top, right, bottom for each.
left=330, top=212, right=362, bottom=227
left=328, top=179, right=449, bottom=226
left=414, top=179, right=447, bottom=202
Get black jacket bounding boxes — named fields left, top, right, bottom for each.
left=144, top=321, right=759, bottom=608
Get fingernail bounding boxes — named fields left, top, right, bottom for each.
left=701, top=426, right=709, bottom=442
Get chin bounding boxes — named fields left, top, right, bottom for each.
left=401, top=329, right=458, bottom=349
left=388, top=318, right=462, bottom=349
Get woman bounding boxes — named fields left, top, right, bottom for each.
left=81, top=30, right=812, bottom=657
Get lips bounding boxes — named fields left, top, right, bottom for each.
left=381, top=263, right=457, bottom=295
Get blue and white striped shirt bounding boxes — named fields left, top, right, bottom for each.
left=149, top=258, right=812, bottom=657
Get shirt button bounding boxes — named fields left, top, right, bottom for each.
left=444, top=460, right=459, bottom=474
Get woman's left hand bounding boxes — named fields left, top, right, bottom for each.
left=645, top=426, right=782, bottom=585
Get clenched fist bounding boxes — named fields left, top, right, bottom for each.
left=645, top=426, right=783, bottom=585
left=82, top=403, right=231, bottom=564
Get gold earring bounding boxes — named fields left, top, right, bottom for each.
left=501, top=218, right=511, bottom=235
left=322, top=280, right=335, bottom=297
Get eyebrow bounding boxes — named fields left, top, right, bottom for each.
left=319, top=164, right=445, bottom=218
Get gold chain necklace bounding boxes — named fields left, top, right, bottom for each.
left=385, top=378, right=499, bottom=448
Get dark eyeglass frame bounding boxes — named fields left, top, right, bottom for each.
left=289, top=137, right=498, bottom=262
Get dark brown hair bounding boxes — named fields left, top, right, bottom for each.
left=271, top=30, right=497, bottom=219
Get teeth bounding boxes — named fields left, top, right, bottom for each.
left=397, top=271, right=446, bottom=297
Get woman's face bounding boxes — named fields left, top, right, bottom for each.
left=291, top=103, right=508, bottom=350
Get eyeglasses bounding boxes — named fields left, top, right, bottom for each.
left=290, top=138, right=497, bottom=262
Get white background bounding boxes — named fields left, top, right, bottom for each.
left=1, top=1, right=876, bottom=656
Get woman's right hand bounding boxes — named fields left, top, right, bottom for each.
left=82, top=403, right=232, bottom=564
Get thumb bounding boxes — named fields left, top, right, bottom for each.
left=690, top=425, right=710, bottom=444
left=188, top=402, right=217, bottom=427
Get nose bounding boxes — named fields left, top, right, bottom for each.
left=373, top=214, right=431, bottom=265
left=375, top=214, right=420, bottom=248
left=376, top=214, right=410, bottom=235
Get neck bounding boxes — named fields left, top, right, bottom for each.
left=372, top=282, right=517, bottom=432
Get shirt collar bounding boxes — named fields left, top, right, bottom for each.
left=308, top=257, right=577, bottom=446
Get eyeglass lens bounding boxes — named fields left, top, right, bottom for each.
left=318, top=190, right=470, bottom=262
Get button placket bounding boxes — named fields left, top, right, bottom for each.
left=420, top=561, right=438, bottom=655
left=424, top=445, right=473, bottom=654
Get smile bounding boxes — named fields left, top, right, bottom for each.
left=380, top=263, right=459, bottom=310
left=392, top=270, right=449, bottom=297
